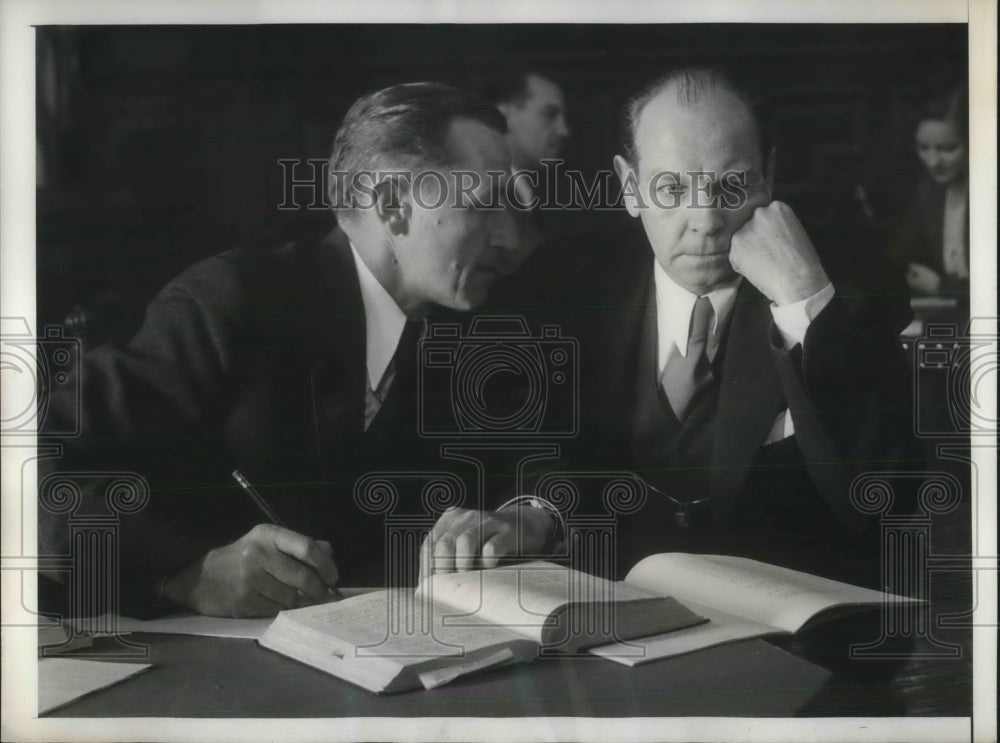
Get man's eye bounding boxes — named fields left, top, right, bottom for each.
left=659, top=183, right=686, bottom=195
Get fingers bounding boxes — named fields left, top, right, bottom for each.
left=259, top=549, right=333, bottom=604
left=234, top=525, right=340, bottom=606
left=433, top=530, right=458, bottom=574
left=454, top=523, right=488, bottom=572
left=425, top=508, right=476, bottom=576
left=232, top=591, right=286, bottom=618
left=421, top=509, right=521, bottom=580
left=481, top=531, right=514, bottom=569
left=261, top=524, right=340, bottom=589
left=729, top=201, right=827, bottom=306
left=418, top=530, right=434, bottom=587
left=248, top=567, right=299, bottom=611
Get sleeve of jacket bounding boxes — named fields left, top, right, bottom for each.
left=768, top=289, right=920, bottom=533
left=39, top=254, right=252, bottom=611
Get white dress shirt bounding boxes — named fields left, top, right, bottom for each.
left=349, top=244, right=408, bottom=429
left=653, top=260, right=835, bottom=440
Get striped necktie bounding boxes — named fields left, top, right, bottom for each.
left=659, top=296, right=714, bottom=421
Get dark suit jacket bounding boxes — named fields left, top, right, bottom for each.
left=40, top=228, right=447, bottom=609
left=890, top=175, right=970, bottom=298
left=548, top=232, right=919, bottom=586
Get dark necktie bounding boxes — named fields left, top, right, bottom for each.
left=365, top=317, right=427, bottom=430
left=660, top=296, right=714, bottom=421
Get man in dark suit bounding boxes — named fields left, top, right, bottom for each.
left=40, top=82, right=518, bottom=616
left=422, top=68, right=917, bottom=588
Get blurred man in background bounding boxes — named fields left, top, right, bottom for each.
left=484, top=69, right=571, bottom=277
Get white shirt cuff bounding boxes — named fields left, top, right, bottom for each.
left=770, top=283, right=835, bottom=349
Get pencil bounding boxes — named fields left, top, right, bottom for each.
left=231, top=469, right=344, bottom=601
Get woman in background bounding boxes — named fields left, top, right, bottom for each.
left=891, top=83, right=969, bottom=298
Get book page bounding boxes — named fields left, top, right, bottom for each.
left=418, top=562, right=667, bottom=645
left=626, top=553, right=918, bottom=633
left=589, top=600, right=777, bottom=666
left=417, top=647, right=516, bottom=690
left=269, top=589, right=524, bottom=670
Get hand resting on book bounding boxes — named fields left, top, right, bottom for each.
left=419, top=506, right=554, bottom=583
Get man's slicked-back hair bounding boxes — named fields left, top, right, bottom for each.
left=621, top=66, right=771, bottom=168
left=328, top=81, right=507, bottom=219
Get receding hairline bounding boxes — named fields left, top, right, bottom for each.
left=623, top=68, right=765, bottom=166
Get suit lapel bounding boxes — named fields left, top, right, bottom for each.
left=629, top=271, right=674, bottom=437
left=308, top=227, right=367, bottom=475
left=711, top=281, right=785, bottom=521
left=589, top=245, right=653, bottom=439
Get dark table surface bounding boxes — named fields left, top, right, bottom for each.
left=50, top=636, right=832, bottom=718
left=46, top=612, right=971, bottom=719
left=41, top=470, right=974, bottom=721
left=47, top=488, right=974, bottom=719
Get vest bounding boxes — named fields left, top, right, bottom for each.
left=629, top=284, right=725, bottom=508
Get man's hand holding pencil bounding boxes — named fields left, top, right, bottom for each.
left=161, top=523, right=343, bottom=617
left=158, top=470, right=342, bottom=617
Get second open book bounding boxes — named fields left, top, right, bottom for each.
left=589, top=552, right=921, bottom=665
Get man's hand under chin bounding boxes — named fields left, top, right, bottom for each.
left=729, top=201, right=830, bottom=306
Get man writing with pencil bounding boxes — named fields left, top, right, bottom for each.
left=39, top=82, right=518, bottom=617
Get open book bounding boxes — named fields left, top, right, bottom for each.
left=590, top=553, right=922, bottom=666
left=258, top=561, right=704, bottom=694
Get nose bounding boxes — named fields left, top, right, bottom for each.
left=555, top=116, right=570, bottom=139
left=686, top=204, right=725, bottom=236
left=489, top=203, right=518, bottom=251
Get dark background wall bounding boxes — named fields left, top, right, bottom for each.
left=36, top=24, right=966, bottom=338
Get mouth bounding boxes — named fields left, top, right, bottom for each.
left=473, top=265, right=500, bottom=279
left=682, top=250, right=730, bottom=259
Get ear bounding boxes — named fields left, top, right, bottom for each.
left=373, top=176, right=410, bottom=236
left=763, top=147, right=776, bottom=200
left=613, top=154, right=641, bottom=218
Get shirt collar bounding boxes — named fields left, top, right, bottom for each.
left=349, top=243, right=408, bottom=391
left=653, top=259, right=741, bottom=371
